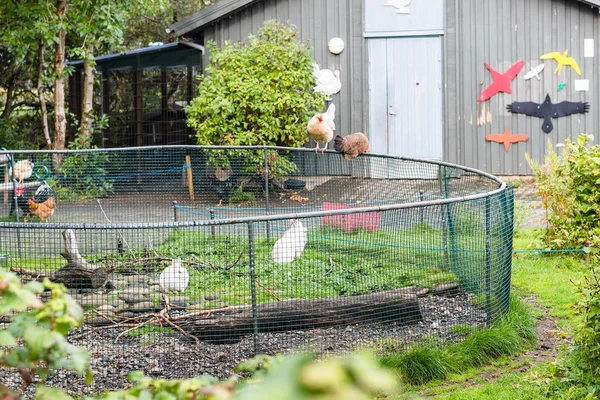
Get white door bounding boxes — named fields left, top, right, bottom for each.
left=368, top=36, right=443, bottom=159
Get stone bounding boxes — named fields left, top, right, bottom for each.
left=77, top=294, right=110, bottom=308
left=122, top=274, right=151, bottom=284
left=119, top=294, right=150, bottom=304
left=129, top=302, right=157, bottom=313
left=97, top=304, right=115, bottom=313
left=432, top=282, right=461, bottom=296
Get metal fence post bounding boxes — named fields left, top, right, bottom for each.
left=263, top=147, right=271, bottom=242
left=247, top=221, right=260, bottom=355
left=485, top=196, right=492, bottom=326
left=173, top=201, right=178, bottom=222
left=210, top=208, right=215, bottom=238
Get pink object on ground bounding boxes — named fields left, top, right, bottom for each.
left=321, top=202, right=381, bottom=232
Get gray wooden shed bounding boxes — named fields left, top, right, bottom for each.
left=170, top=0, right=600, bottom=175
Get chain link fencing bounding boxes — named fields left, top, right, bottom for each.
left=0, top=146, right=513, bottom=391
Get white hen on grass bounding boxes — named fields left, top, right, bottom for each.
left=159, top=259, right=189, bottom=292
left=272, top=219, right=307, bottom=263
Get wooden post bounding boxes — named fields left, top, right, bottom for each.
left=185, top=155, right=194, bottom=201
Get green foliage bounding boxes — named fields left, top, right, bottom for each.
left=237, top=353, right=399, bottom=400
left=186, top=20, right=323, bottom=178
left=526, top=134, right=600, bottom=249
left=51, top=134, right=114, bottom=200
left=228, top=186, right=257, bottom=204
left=572, top=267, right=600, bottom=374
left=0, top=270, right=91, bottom=397
left=548, top=267, right=600, bottom=398
left=380, top=295, right=536, bottom=386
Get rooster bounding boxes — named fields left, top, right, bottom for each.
left=272, top=219, right=307, bottom=263
left=26, top=183, right=56, bottom=222
left=9, top=160, right=34, bottom=185
left=159, top=259, right=189, bottom=292
left=333, top=133, right=371, bottom=160
left=307, top=103, right=336, bottom=153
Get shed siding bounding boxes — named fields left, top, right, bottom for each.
left=445, top=0, right=600, bottom=174
left=201, top=0, right=368, bottom=147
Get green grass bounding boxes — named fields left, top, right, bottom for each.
left=396, top=229, right=588, bottom=399
left=381, top=295, right=536, bottom=387
left=89, top=226, right=467, bottom=305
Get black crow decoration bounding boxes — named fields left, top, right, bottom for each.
left=506, top=94, right=589, bottom=133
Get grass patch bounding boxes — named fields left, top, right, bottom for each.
left=84, top=226, right=473, bottom=305
left=381, top=295, right=536, bottom=386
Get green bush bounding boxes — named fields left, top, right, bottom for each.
left=186, top=19, right=324, bottom=180
left=187, top=19, right=323, bottom=148
left=526, top=134, right=600, bottom=249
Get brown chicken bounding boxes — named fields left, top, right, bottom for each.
left=27, top=197, right=56, bottom=222
left=24, top=184, right=56, bottom=222
left=333, top=133, right=370, bottom=160
left=307, top=103, right=336, bottom=152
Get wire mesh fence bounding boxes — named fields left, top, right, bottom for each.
left=0, top=146, right=513, bottom=392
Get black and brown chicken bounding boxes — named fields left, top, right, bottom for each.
left=9, top=183, right=56, bottom=222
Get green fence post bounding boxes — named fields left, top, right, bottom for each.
left=248, top=221, right=260, bottom=355
left=485, top=196, right=492, bottom=325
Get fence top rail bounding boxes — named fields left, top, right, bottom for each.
left=0, top=186, right=511, bottom=230
left=0, top=145, right=506, bottom=186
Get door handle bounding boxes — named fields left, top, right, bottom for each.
left=389, top=110, right=397, bottom=115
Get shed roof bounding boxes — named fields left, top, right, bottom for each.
left=68, top=41, right=205, bottom=71
left=169, top=0, right=600, bottom=37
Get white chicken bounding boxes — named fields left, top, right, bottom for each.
left=272, top=219, right=308, bottom=263
left=9, top=160, right=34, bottom=185
left=159, top=259, right=189, bottom=292
left=307, top=103, right=336, bottom=153
left=313, top=64, right=342, bottom=100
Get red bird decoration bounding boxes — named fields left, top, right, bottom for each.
left=477, top=60, right=525, bottom=102
left=486, top=126, right=529, bottom=152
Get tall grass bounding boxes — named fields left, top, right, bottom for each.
left=380, top=295, right=536, bottom=385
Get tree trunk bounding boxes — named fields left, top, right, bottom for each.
left=78, top=46, right=95, bottom=142
left=52, top=0, right=67, bottom=169
left=38, top=39, right=52, bottom=149
left=180, top=289, right=423, bottom=343
left=1, top=77, right=16, bottom=121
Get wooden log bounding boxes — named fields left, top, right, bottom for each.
left=52, top=229, right=108, bottom=289
left=180, top=289, right=423, bottom=343
left=12, top=230, right=107, bottom=289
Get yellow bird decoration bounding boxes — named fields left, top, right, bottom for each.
left=540, top=49, right=581, bottom=75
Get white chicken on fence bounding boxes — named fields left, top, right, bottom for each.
left=159, top=259, right=189, bottom=292
left=272, top=219, right=308, bottom=263
left=9, top=160, right=34, bottom=185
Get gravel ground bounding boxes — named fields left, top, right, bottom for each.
left=0, top=291, right=486, bottom=397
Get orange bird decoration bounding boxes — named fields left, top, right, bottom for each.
left=477, top=60, right=525, bottom=102
left=486, top=126, right=529, bottom=152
